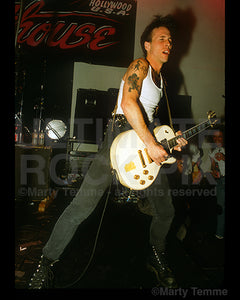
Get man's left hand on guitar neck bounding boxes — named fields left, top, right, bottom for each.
left=174, top=130, right=188, bottom=151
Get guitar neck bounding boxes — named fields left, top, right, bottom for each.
left=168, top=119, right=211, bottom=149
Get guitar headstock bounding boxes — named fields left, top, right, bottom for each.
left=207, top=111, right=218, bottom=127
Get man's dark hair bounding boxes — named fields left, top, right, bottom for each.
left=140, top=15, right=176, bottom=57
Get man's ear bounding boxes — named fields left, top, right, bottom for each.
left=144, top=41, right=150, bottom=52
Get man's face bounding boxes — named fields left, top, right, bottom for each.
left=213, top=131, right=223, bottom=147
left=144, top=26, right=172, bottom=65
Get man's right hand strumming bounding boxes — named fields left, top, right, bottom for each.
left=146, top=141, right=169, bottom=166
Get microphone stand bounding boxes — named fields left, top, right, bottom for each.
left=15, top=69, right=26, bottom=144
left=36, top=58, right=47, bottom=135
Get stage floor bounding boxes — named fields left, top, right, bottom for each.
left=15, top=187, right=225, bottom=292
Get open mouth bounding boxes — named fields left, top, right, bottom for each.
left=162, top=50, right=170, bottom=55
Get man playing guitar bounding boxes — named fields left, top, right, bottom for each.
left=29, top=15, right=187, bottom=289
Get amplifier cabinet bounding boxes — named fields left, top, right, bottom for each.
left=69, top=152, right=96, bottom=177
left=74, top=88, right=117, bottom=144
left=67, top=140, right=98, bottom=180
left=15, top=145, right=52, bottom=202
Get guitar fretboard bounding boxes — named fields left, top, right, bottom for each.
left=168, top=119, right=211, bottom=149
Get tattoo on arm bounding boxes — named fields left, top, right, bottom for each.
left=131, top=60, right=148, bottom=73
left=134, top=60, right=141, bottom=71
left=127, top=73, right=140, bottom=93
left=127, top=60, right=148, bottom=93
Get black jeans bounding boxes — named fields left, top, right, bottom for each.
left=43, top=117, right=174, bottom=261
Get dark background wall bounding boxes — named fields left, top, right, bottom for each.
left=15, top=55, right=73, bottom=131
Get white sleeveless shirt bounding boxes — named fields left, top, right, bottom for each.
left=115, top=65, right=163, bottom=122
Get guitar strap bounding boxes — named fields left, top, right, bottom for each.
left=145, top=58, right=174, bottom=131
left=162, top=78, right=174, bottom=131
left=111, top=90, right=120, bottom=132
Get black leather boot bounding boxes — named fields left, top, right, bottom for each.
left=147, top=245, right=178, bottom=288
left=28, top=255, right=58, bottom=289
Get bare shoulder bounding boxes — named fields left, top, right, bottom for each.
left=123, top=58, right=149, bottom=80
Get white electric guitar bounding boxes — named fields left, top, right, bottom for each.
left=110, top=111, right=217, bottom=190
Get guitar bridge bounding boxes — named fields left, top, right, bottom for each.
left=138, top=150, right=146, bottom=168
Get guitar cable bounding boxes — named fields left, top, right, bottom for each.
left=58, top=180, right=113, bottom=288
